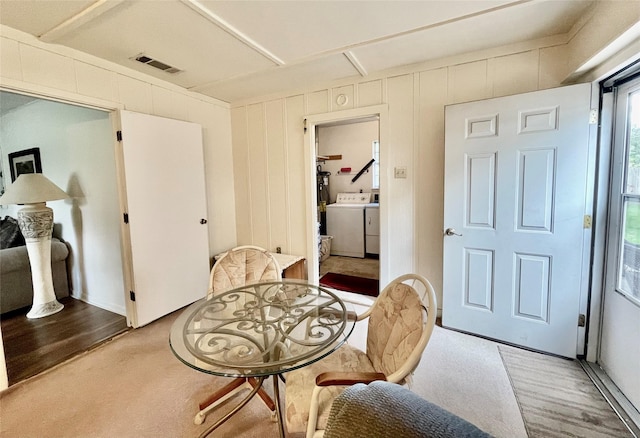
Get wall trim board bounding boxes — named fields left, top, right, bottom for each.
left=0, top=78, right=123, bottom=112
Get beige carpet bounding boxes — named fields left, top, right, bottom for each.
left=319, top=256, right=379, bottom=280
left=499, top=345, right=633, bottom=438
left=0, top=302, right=531, bottom=438
left=0, top=312, right=278, bottom=438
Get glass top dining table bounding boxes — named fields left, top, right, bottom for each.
left=169, top=280, right=356, bottom=437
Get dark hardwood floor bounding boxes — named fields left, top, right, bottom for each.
left=1, top=297, right=128, bottom=385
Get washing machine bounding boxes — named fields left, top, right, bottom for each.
left=326, top=193, right=371, bottom=258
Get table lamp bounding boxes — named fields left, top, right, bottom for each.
left=0, top=173, right=69, bottom=318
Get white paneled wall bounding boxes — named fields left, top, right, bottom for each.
left=285, top=95, right=308, bottom=257
left=307, top=90, right=329, bottom=115
left=231, top=46, right=569, bottom=309
left=247, top=102, right=271, bottom=248
left=386, top=74, right=416, bottom=279
left=491, top=51, right=539, bottom=97
left=417, top=68, right=448, bottom=299
left=265, top=100, right=289, bottom=250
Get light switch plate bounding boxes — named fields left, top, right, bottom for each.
left=394, top=167, right=407, bottom=178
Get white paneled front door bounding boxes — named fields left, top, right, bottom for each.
left=119, top=110, right=210, bottom=327
left=443, top=84, right=592, bottom=358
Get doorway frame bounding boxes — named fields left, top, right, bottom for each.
left=0, top=83, right=133, bottom=320
left=303, top=104, right=389, bottom=286
left=582, top=72, right=640, bottom=433
left=0, top=80, right=128, bottom=390
left=587, top=63, right=640, bottom=360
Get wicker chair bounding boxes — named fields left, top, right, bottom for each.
left=284, top=273, right=438, bottom=438
left=194, top=245, right=281, bottom=425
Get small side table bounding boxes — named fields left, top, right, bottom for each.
left=214, top=251, right=307, bottom=279
left=272, top=253, right=306, bottom=279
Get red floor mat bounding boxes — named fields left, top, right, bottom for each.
left=319, top=272, right=379, bottom=297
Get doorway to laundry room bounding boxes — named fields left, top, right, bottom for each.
left=315, top=117, right=380, bottom=296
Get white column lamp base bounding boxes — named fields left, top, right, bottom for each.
left=27, top=301, right=64, bottom=319
left=17, top=203, right=65, bottom=319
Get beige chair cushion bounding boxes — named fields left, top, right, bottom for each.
left=209, top=248, right=280, bottom=296
left=284, top=275, right=435, bottom=438
left=366, top=283, right=424, bottom=376
left=285, top=344, right=376, bottom=434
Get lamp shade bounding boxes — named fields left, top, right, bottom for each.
left=0, top=173, right=69, bottom=205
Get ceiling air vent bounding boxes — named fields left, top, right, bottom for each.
left=133, top=54, right=182, bottom=74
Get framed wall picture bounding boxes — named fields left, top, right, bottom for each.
left=8, top=147, right=42, bottom=182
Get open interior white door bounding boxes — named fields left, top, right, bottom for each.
left=119, top=110, right=210, bottom=327
left=443, top=84, right=592, bottom=358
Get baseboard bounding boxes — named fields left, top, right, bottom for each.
left=70, top=292, right=126, bottom=316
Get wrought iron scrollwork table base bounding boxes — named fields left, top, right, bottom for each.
left=169, top=281, right=354, bottom=438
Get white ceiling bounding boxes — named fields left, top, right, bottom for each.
left=0, top=0, right=595, bottom=104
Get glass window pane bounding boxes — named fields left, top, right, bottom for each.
left=625, top=91, right=640, bottom=194
left=619, top=198, right=640, bottom=301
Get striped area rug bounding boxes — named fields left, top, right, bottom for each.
left=498, top=345, right=633, bottom=438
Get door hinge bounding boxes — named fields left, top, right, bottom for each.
left=589, top=109, right=598, bottom=125
left=116, top=130, right=123, bottom=141
left=578, top=314, right=586, bottom=327
left=583, top=215, right=592, bottom=229
left=123, top=213, right=129, bottom=224
left=303, top=118, right=307, bottom=133
left=130, top=291, right=136, bottom=302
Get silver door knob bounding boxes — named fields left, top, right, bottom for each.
left=444, top=228, right=462, bottom=236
